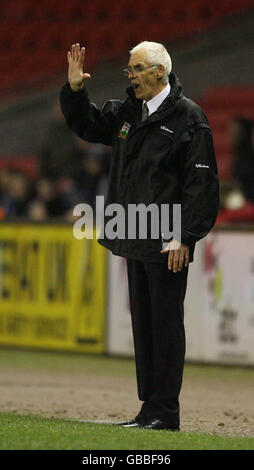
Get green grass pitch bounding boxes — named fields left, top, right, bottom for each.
left=0, top=412, right=253, bottom=450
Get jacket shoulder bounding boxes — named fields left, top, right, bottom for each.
left=176, top=96, right=210, bottom=127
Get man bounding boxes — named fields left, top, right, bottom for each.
left=60, top=41, right=220, bottom=431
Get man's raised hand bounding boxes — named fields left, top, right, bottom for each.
left=67, top=43, right=91, bottom=92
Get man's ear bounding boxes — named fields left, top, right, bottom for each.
left=157, top=65, right=165, bottom=80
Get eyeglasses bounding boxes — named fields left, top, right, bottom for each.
left=123, top=64, right=158, bottom=76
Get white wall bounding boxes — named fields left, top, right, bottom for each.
left=107, top=231, right=254, bottom=365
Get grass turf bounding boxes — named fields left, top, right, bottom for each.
left=0, top=412, right=253, bottom=450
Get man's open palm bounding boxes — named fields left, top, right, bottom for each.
left=67, top=43, right=91, bottom=91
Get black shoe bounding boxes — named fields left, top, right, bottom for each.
left=117, top=414, right=149, bottom=427
left=138, top=418, right=180, bottom=431
left=117, top=402, right=152, bottom=427
left=117, top=419, right=140, bottom=427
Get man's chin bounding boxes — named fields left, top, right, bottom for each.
left=134, top=89, right=143, bottom=99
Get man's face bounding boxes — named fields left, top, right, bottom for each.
left=127, top=50, right=162, bottom=102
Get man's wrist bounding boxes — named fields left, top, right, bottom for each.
left=69, top=83, right=83, bottom=92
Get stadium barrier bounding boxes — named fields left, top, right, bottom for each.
left=0, top=222, right=253, bottom=365
left=0, top=222, right=106, bottom=354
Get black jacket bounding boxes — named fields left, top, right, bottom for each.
left=60, top=73, right=220, bottom=263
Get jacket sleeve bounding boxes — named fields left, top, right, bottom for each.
left=179, top=122, right=220, bottom=246
left=60, top=82, right=122, bottom=146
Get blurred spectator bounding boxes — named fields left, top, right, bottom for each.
left=39, top=101, right=111, bottom=211
left=0, top=168, right=33, bottom=217
left=27, top=177, right=59, bottom=220
left=0, top=167, right=13, bottom=218
left=216, top=115, right=254, bottom=224
left=27, top=200, right=48, bottom=220
left=34, top=177, right=64, bottom=217
left=27, top=176, right=83, bottom=220
left=228, top=116, right=254, bottom=203
left=54, top=176, right=86, bottom=216
left=217, top=178, right=254, bottom=224
left=75, top=138, right=111, bottom=206
left=8, top=170, right=32, bottom=216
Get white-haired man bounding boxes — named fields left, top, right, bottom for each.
left=60, top=41, right=219, bottom=431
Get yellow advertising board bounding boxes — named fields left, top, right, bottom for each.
left=0, top=223, right=106, bottom=353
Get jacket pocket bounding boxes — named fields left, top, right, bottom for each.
left=144, top=130, right=174, bottom=164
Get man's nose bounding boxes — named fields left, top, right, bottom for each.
left=128, top=69, right=137, bottom=78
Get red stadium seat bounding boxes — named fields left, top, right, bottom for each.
left=0, top=0, right=254, bottom=91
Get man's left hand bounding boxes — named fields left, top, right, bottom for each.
left=160, top=239, right=189, bottom=272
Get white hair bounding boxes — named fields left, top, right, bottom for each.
left=129, top=41, right=172, bottom=84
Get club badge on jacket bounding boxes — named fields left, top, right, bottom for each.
left=119, top=122, right=131, bottom=140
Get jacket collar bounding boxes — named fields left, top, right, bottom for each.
left=126, top=73, right=183, bottom=113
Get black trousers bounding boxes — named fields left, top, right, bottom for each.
left=127, top=258, right=189, bottom=428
